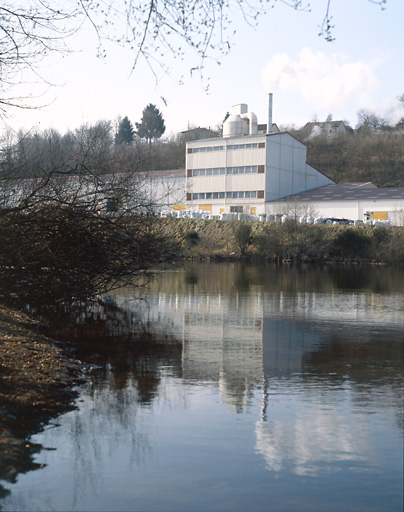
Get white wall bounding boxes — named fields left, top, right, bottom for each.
left=266, top=134, right=334, bottom=201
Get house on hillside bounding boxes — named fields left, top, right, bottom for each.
left=302, top=120, right=348, bottom=139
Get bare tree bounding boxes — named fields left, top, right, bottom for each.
left=0, top=1, right=389, bottom=110
left=0, top=128, right=177, bottom=305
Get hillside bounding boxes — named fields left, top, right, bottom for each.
left=291, top=130, right=404, bottom=187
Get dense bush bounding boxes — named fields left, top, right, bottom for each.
left=160, top=218, right=404, bottom=265
left=329, top=228, right=371, bottom=259
left=0, top=208, right=174, bottom=305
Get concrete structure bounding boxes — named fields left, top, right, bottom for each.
left=185, top=100, right=333, bottom=216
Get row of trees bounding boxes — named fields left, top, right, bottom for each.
left=0, top=122, right=184, bottom=183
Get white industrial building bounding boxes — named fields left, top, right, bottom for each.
left=185, top=97, right=333, bottom=217
left=179, top=96, right=404, bottom=225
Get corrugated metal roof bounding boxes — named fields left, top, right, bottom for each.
left=270, top=183, right=404, bottom=202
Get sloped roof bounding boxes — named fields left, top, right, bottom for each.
left=270, top=183, right=404, bottom=202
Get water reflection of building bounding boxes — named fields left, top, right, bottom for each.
left=115, top=286, right=333, bottom=412
left=113, top=272, right=403, bottom=478
left=143, top=290, right=264, bottom=413
left=115, top=281, right=403, bottom=394
left=254, top=399, right=371, bottom=476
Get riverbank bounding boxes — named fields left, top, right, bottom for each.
left=0, top=305, right=84, bottom=496
left=160, top=218, right=404, bottom=263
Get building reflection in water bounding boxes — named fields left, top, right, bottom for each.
left=111, top=264, right=403, bottom=477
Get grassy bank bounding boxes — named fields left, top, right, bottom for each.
left=160, top=218, right=404, bottom=264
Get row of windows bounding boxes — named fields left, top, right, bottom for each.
left=190, top=165, right=260, bottom=177
left=192, top=146, right=224, bottom=153
left=191, top=191, right=258, bottom=200
left=227, top=143, right=259, bottom=150
left=188, top=142, right=264, bottom=153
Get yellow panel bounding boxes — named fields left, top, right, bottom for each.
left=199, top=204, right=212, bottom=212
left=173, top=204, right=186, bottom=211
left=220, top=208, right=225, bottom=214
left=373, top=211, right=388, bottom=221
left=250, top=207, right=256, bottom=215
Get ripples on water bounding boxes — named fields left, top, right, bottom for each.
left=1, top=263, right=403, bottom=512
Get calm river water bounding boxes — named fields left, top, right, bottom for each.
left=1, top=263, right=403, bottom=512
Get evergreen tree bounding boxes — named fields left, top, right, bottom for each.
left=136, top=104, right=166, bottom=144
left=115, top=116, right=135, bottom=145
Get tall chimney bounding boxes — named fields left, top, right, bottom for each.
left=267, top=93, right=273, bottom=134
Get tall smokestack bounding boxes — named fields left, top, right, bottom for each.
left=267, top=93, right=273, bottom=134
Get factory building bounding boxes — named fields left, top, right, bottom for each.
left=183, top=95, right=404, bottom=225
left=185, top=95, right=334, bottom=217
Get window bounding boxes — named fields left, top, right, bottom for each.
left=190, top=167, right=227, bottom=176
left=228, top=143, right=258, bottom=150
left=191, top=145, right=223, bottom=153
left=230, top=206, right=243, bottom=213
left=245, top=191, right=257, bottom=198
left=190, top=190, right=260, bottom=200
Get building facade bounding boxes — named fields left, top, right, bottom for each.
left=185, top=102, right=334, bottom=216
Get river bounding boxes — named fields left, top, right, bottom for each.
left=1, top=263, right=403, bottom=511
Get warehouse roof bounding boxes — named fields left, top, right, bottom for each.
left=272, top=183, right=404, bottom=202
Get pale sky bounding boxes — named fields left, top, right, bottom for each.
left=2, top=0, right=404, bottom=137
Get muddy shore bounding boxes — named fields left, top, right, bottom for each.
left=0, top=305, right=85, bottom=496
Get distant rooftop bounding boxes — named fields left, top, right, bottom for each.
left=270, top=183, right=404, bottom=202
